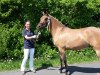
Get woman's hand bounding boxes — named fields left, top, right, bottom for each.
left=32, top=35, right=37, bottom=38
left=32, top=32, right=41, bottom=39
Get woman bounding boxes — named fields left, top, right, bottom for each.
left=21, top=20, right=40, bottom=74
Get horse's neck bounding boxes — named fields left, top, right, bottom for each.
left=49, top=16, right=65, bottom=37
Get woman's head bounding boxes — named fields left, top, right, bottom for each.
left=24, top=20, right=30, bottom=29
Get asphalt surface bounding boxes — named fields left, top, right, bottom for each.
left=0, top=62, right=100, bottom=75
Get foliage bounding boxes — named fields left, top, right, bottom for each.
left=0, top=21, right=23, bottom=59
left=35, top=43, right=58, bottom=59
left=0, top=0, right=100, bottom=60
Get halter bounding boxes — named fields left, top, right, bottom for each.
left=47, top=16, right=51, bottom=31
left=37, top=16, right=51, bottom=35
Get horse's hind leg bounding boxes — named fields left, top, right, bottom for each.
left=64, top=55, right=69, bottom=72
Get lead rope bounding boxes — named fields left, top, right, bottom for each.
left=35, top=27, right=41, bottom=40
left=37, top=30, right=41, bottom=38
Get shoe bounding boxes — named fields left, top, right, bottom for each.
left=30, top=69, right=36, bottom=73
left=21, top=71, right=25, bottom=75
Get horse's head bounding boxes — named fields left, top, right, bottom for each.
left=37, top=11, right=50, bottom=30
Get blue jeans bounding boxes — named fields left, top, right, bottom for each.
left=21, top=48, right=35, bottom=71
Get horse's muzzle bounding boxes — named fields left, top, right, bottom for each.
left=37, top=23, right=42, bottom=29
left=37, top=23, right=46, bottom=29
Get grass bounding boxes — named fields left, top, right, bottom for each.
left=0, top=48, right=100, bottom=71
left=0, top=59, right=21, bottom=71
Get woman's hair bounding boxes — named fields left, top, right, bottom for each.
left=24, top=20, right=30, bottom=28
left=24, top=20, right=30, bottom=25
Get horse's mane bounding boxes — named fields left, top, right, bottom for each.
left=49, top=15, right=65, bottom=27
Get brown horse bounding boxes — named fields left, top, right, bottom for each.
left=37, top=12, right=100, bottom=73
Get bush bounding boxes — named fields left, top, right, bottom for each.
left=0, top=21, right=23, bottom=60
left=35, top=43, right=58, bottom=59
left=0, top=0, right=100, bottom=60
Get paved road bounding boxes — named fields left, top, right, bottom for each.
left=0, top=62, right=100, bottom=75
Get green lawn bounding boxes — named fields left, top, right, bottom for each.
left=0, top=51, right=99, bottom=71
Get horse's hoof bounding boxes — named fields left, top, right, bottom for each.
left=58, top=69, right=63, bottom=73
left=65, top=69, right=70, bottom=75
left=59, top=68, right=63, bottom=73
left=60, top=70, right=63, bottom=73
left=66, top=69, right=69, bottom=72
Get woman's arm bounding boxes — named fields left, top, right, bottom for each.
left=25, top=35, right=37, bottom=40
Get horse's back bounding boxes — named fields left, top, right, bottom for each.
left=81, top=27, right=100, bottom=48
left=54, top=26, right=100, bottom=50
left=53, top=26, right=88, bottom=50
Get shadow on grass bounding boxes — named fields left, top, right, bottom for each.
left=36, top=63, right=53, bottom=71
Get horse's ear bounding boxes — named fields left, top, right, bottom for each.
left=42, top=8, right=49, bottom=16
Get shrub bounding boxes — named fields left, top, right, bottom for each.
left=35, top=43, right=58, bottom=59
left=0, top=21, right=23, bottom=60
left=0, top=0, right=100, bottom=60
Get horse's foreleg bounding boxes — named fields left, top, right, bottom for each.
left=58, top=48, right=68, bottom=73
left=59, top=57, right=63, bottom=73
